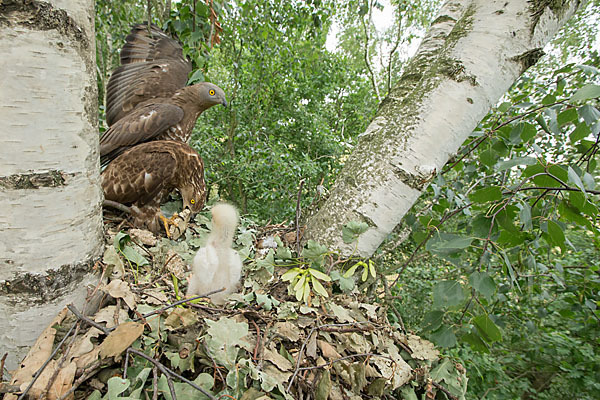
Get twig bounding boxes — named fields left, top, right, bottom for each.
left=127, top=348, right=217, bottom=400
left=57, top=358, right=109, bottom=400
left=152, top=366, right=159, bottom=400
left=189, top=303, right=235, bottom=314
left=286, top=322, right=375, bottom=392
left=135, top=288, right=226, bottom=322
left=506, top=185, right=600, bottom=195
left=326, top=254, right=347, bottom=275
left=251, top=320, right=261, bottom=363
left=386, top=8, right=403, bottom=94
left=258, top=322, right=271, bottom=371
left=41, top=321, right=83, bottom=399
left=389, top=303, right=406, bottom=333
left=442, top=100, right=568, bottom=174
left=123, top=350, right=130, bottom=379
left=128, top=348, right=176, bottom=400
left=67, top=304, right=110, bottom=335
left=297, top=352, right=396, bottom=372
left=202, top=341, right=225, bottom=384
left=432, top=380, right=459, bottom=400
left=162, top=253, right=179, bottom=273
left=146, top=0, right=152, bottom=32
left=132, top=308, right=152, bottom=332
left=17, top=321, right=78, bottom=400
left=295, top=179, right=306, bottom=255
left=388, top=203, right=472, bottom=290
left=319, top=324, right=375, bottom=333
left=361, top=0, right=381, bottom=102
left=458, top=290, right=476, bottom=324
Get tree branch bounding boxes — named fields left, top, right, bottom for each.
left=361, top=0, right=381, bottom=102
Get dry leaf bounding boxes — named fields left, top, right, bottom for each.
left=306, top=331, right=318, bottom=359
left=263, top=364, right=292, bottom=384
left=263, top=345, right=293, bottom=371
left=274, top=321, right=300, bottom=342
left=99, top=321, right=144, bottom=360
left=317, top=340, right=341, bottom=359
left=239, top=333, right=257, bottom=354
left=164, top=249, right=186, bottom=280
left=69, top=328, right=102, bottom=361
left=165, top=308, right=198, bottom=330
left=129, top=228, right=157, bottom=246
left=316, top=356, right=327, bottom=367
left=407, top=334, right=440, bottom=361
left=344, top=332, right=372, bottom=354
left=103, top=246, right=124, bottom=279
left=329, top=384, right=345, bottom=400
left=75, top=347, right=101, bottom=370
left=6, top=308, right=68, bottom=400
left=372, top=336, right=412, bottom=389
left=94, top=306, right=129, bottom=328
left=104, top=279, right=136, bottom=310
left=359, top=303, right=378, bottom=320
left=46, top=361, right=76, bottom=400
left=144, top=288, right=170, bottom=305
left=328, top=303, right=354, bottom=323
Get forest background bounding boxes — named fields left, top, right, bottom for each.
left=95, top=0, right=600, bottom=398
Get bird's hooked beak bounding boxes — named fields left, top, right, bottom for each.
left=182, top=204, right=197, bottom=222
left=222, top=99, right=228, bottom=107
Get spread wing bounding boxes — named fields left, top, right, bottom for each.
left=99, top=103, right=184, bottom=164
left=101, top=143, right=178, bottom=208
left=120, top=24, right=186, bottom=65
left=105, top=24, right=192, bottom=126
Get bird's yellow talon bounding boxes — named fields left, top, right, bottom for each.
left=159, top=213, right=177, bottom=238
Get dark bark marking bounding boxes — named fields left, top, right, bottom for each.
left=0, top=0, right=89, bottom=50
left=511, top=48, right=546, bottom=74
left=0, top=257, right=98, bottom=304
left=0, top=170, right=71, bottom=189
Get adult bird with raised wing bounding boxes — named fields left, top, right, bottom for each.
left=100, top=24, right=227, bottom=165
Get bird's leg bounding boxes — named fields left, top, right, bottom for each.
left=158, top=209, right=192, bottom=240
left=158, top=213, right=178, bottom=238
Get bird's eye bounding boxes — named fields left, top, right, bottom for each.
left=209, top=89, right=215, bottom=96
left=190, top=199, right=195, bottom=204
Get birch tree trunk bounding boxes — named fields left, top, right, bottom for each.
left=304, top=0, right=585, bottom=257
left=0, top=0, right=103, bottom=370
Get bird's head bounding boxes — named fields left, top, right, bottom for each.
left=193, top=82, right=227, bottom=109
left=180, top=184, right=205, bottom=214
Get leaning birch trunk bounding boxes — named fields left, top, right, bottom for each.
left=304, top=0, right=584, bottom=257
left=0, top=0, right=103, bottom=370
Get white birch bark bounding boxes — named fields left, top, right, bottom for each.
left=304, top=0, right=585, bottom=257
left=0, top=0, right=103, bottom=370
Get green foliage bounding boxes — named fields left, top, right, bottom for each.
left=342, top=220, right=369, bottom=243
left=191, top=0, right=378, bottom=220
left=343, top=259, right=376, bottom=282
left=281, top=266, right=332, bottom=303
left=113, top=232, right=149, bottom=267
left=391, top=29, right=600, bottom=399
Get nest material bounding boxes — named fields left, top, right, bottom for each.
left=3, top=216, right=467, bottom=400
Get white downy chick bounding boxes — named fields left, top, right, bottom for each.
left=187, top=203, right=242, bottom=304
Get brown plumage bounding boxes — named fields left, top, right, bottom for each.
left=100, top=24, right=227, bottom=165
left=101, top=141, right=206, bottom=233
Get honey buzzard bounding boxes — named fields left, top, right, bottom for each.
left=101, top=141, right=206, bottom=234
left=100, top=24, right=227, bottom=165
